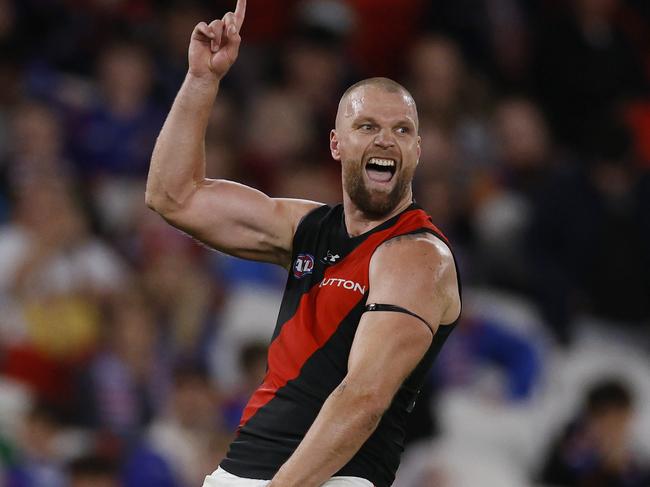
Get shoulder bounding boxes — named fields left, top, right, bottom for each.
left=369, top=232, right=460, bottom=326
left=373, top=232, right=455, bottom=273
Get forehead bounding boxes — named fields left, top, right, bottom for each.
left=337, top=86, right=418, bottom=127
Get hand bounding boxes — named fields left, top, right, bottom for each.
left=188, top=0, right=246, bottom=81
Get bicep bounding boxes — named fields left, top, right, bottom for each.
left=344, top=235, right=460, bottom=401
left=160, top=179, right=321, bottom=266
left=346, top=310, right=433, bottom=405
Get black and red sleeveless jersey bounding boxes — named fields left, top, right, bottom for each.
left=220, top=202, right=461, bottom=487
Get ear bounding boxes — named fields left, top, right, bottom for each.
left=330, top=129, right=341, bottom=161
left=416, top=135, right=421, bottom=166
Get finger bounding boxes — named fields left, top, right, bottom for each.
left=222, top=11, right=235, bottom=28
left=225, top=22, right=241, bottom=45
left=220, top=13, right=242, bottom=61
left=193, top=21, right=214, bottom=41
left=234, top=0, right=246, bottom=30
left=221, top=11, right=237, bottom=39
left=208, top=19, right=224, bottom=52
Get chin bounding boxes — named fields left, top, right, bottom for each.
left=353, top=188, right=403, bottom=219
left=344, top=165, right=410, bottom=218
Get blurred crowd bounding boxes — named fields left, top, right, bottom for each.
left=0, top=0, right=649, bottom=486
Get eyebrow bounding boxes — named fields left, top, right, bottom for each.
left=353, top=116, right=417, bottom=128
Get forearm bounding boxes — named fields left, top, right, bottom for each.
left=145, top=73, right=220, bottom=213
left=270, top=383, right=385, bottom=487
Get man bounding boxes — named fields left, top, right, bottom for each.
left=145, top=1, right=461, bottom=486
left=539, top=379, right=650, bottom=487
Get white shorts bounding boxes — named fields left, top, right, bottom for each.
left=203, top=467, right=373, bottom=486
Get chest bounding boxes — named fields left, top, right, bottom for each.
left=289, top=233, right=371, bottom=322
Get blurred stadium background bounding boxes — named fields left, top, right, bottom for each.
left=0, top=0, right=649, bottom=485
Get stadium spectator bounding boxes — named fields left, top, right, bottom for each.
left=539, top=378, right=650, bottom=486
left=143, top=364, right=230, bottom=486
left=75, top=290, right=169, bottom=442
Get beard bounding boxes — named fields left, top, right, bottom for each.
left=343, top=161, right=412, bottom=219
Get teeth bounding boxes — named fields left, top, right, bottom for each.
left=368, top=158, right=395, bottom=167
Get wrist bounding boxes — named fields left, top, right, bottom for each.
left=185, top=71, right=221, bottom=91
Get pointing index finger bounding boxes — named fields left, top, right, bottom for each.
left=234, top=0, right=246, bottom=30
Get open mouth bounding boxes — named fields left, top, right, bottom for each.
left=365, top=157, right=397, bottom=183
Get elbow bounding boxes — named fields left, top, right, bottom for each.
left=144, top=186, right=183, bottom=217
left=145, top=178, right=200, bottom=217
left=144, top=175, right=162, bottom=211
left=144, top=190, right=157, bottom=211
left=144, top=189, right=167, bottom=214
left=144, top=172, right=183, bottom=216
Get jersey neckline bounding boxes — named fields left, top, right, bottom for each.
left=338, top=201, right=421, bottom=242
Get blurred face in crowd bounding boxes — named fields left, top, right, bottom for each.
left=285, top=42, right=341, bottom=104
left=246, top=91, right=313, bottom=162
left=331, top=84, right=420, bottom=218
left=99, top=44, right=152, bottom=112
left=11, top=102, right=62, bottom=159
left=589, top=404, right=633, bottom=450
left=495, top=98, right=549, bottom=169
left=409, top=37, right=463, bottom=112
left=16, top=179, right=87, bottom=248
left=172, top=375, right=218, bottom=430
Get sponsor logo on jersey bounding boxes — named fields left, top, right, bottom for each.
left=319, top=277, right=366, bottom=295
left=293, top=253, right=315, bottom=278
left=321, top=250, right=340, bottom=265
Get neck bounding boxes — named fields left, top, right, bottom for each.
left=342, top=189, right=413, bottom=237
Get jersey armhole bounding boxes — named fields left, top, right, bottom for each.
left=289, top=204, right=330, bottom=258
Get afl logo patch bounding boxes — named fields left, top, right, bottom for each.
left=293, top=254, right=315, bottom=279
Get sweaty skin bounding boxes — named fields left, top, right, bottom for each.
left=145, top=1, right=461, bottom=485
left=336, top=89, right=419, bottom=132
left=331, top=85, right=421, bottom=233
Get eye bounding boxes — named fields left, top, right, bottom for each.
left=359, top=123, right=374, bottom=131
left=396, top=126, right=410, bottom=134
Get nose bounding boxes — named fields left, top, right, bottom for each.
left=374, top=128, right=395, bottom=149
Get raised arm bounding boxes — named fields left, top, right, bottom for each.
left=145, top=0, right=320, bottom=267
left=269, top=234, right=461, bottom=486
